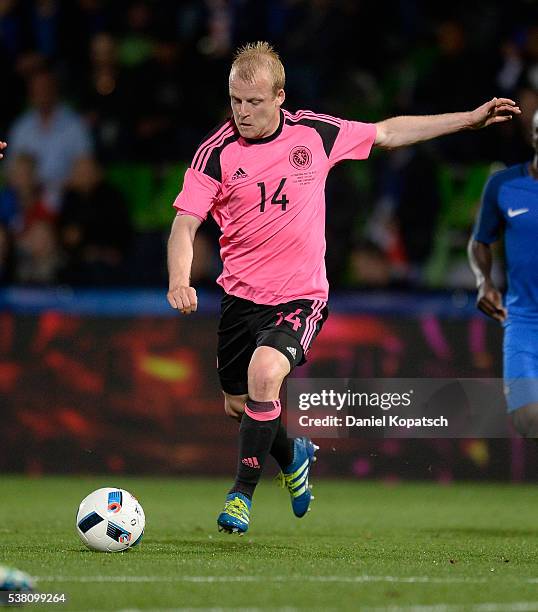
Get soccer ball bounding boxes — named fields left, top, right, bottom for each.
left=0, top=565, right=34, bottom=591
left=75, top=487, right=145, bottom=552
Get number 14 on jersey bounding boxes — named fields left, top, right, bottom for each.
left=257, top=178, right=288, bottom=212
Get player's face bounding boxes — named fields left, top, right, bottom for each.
left=229, top=69, right=285, bottom=139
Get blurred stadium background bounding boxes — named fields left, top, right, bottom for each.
left=1, top=0, right=538, bottom=482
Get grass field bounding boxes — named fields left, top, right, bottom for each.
left=2, top=476, right=538, bottom=611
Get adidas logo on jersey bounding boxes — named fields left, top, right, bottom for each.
left=231, top=167, right=248, bottom=180
left=286, top=346, right=297, bottom=359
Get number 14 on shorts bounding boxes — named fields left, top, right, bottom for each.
left=275, top=309, right=303, bottom=331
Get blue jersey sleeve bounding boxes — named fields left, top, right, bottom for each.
left=473, top=171, right=504, bottom=244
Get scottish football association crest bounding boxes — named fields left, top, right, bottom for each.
left=289, top=146, right=312, bottom=170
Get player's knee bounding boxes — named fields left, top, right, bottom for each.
left=511, top=404, right=538, bottom=437
left=224, top=396, right=244, bottom=421
left=248, top=361, right=285, bottom=399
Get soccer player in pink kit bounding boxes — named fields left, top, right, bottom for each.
left=167, top=42, right=519, bottom=534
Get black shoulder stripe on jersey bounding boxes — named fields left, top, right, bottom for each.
left=285, top=118, right=340, bottom=158
left=192, top=118, right=234, bottom=170
left=203, top=132, right=241, bottom=182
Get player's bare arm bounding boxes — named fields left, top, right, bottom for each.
left=467, top=238, right=507, bottom=322
left=167, top=213, right=201, bottom=315
left=374, top=98, right=521, bottom=149
left=0, top=141, right=6, bottom=159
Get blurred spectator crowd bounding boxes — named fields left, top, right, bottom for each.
left=0, top=0, right=537, bottom=290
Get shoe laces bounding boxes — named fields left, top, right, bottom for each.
left=276, top=471, right=293, bottom=491
left=223, top=497, right=249, bottom=521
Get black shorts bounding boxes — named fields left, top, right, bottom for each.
left=217, top=293, right=329, bottom=395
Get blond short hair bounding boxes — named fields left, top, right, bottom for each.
left=230, top=41, right=285, bottom=95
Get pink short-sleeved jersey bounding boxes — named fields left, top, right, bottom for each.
left=173, top=109, right=377, bottom=305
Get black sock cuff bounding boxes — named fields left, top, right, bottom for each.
left=245, top=398, right=281, bottom=420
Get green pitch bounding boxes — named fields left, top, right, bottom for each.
left=2, top=476, right=538, bottom=611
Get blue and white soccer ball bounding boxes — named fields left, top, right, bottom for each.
left=0, top=565, right=35, bottom=591
left=76, top=487, right=145, bottom=552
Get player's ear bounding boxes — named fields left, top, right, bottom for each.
left=276, top=88, right=285, bottom=107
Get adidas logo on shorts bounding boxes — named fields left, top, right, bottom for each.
left=286, top=346, right=297, bottom=359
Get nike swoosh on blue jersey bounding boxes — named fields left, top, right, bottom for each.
left=507, top=208, right=529, bottom=217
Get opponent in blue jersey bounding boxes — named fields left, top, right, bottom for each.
left=469, top=109, right=538, bottom=434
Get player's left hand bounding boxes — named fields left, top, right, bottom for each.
left=468, top=98, right=521, bottom=130
left=476, top=280, right=507, bottom=322
left=0, top=141, right=6, bottom=159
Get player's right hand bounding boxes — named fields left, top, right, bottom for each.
left=167, top=286, right=197, bottom=314
left=476, top=281, right=507, bottom=322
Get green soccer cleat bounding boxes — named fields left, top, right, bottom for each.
left=277, top=437, right=318, bottom=517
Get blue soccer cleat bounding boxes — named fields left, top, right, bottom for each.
left=217, top=492, right=251, bottom=534
left=278, top=437, right=318, bottom=517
